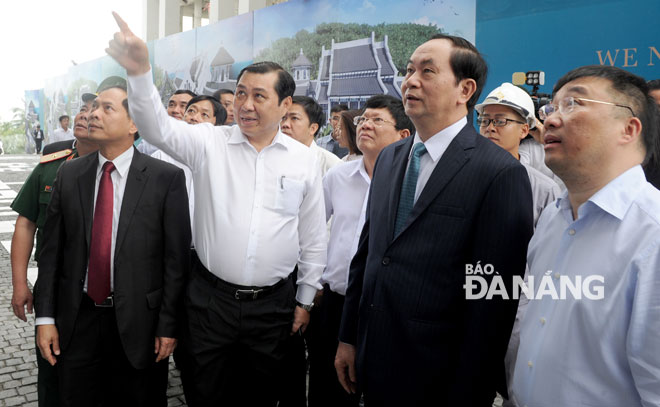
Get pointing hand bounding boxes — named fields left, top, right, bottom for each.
left=106, top=12, right=151, bottom=76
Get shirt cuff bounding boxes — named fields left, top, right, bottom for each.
left=295, top=283, right=317, bottom=305
left=35, top=317, right=55, bottom=326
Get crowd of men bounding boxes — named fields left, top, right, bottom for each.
left=8, top=11, right=660, bottom=407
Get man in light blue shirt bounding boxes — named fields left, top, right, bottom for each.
left=513, top=65, right=660, bottom=406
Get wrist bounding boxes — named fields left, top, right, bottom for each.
left=296, top=301, right=314, bottom=312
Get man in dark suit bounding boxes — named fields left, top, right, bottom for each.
left=335, top=34, right=534, bottom=406
left=35, top=77, right=191, bottom=406
left=33, top=124, right=45, bottom=154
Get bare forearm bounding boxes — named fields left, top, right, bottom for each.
left=11, top=217, right=36, bottom=287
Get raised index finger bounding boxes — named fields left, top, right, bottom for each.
left=112, top=11, right=132, bottom=35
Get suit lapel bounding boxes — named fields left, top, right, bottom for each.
left=393, top=125, right=476, bottom=240
left=78, top=153, right=99, bottom=249
left=387, top=137, right=414, bottom=242
left=114, top=149, right=149, bottom=259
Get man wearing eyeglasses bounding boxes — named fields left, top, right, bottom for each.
left=476, top=83, right=560, bottom=225
left=309, top=94, right=414, bottom=407
left=335, top=34, right=534, bottom=406
left=512, top=65, right=660, bottom=407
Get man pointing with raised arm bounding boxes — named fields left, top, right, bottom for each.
left=107, top=13, right=327, bottom=407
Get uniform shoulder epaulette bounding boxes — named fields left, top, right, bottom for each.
left=40, top=149, right=74, bottom=164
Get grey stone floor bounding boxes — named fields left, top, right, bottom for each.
left=0, top=154, right=186, bottom=407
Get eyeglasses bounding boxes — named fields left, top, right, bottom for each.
left=538, top=96, right=635, bottom=120
left=353, top=116, right=396, bottom=127
left=476, top=117, right=525, bottom=127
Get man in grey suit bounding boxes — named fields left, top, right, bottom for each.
left=335, top=34, right=534, bottom=406
left=35, top=77, right=191, bottom=406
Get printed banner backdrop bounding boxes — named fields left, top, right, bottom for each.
left=477, top=0, right=660, bottom=99
left=23, top=89, right=44, bottom=152
left=33, top=0, right=472, bottom=127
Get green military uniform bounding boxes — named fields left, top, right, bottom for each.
left=11, top=148, right=77, bottom=263
left=11, top=147, right=76, bottom=407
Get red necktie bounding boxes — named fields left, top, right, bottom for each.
left=88, top=161, right=115, bottom=304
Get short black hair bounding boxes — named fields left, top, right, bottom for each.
left=172, top=89, right=197, bottom=99
left=236, top=62, right=295, bottom=104
left=363, top=95, right=416, bottom=136
left=291, top=96, right=325, bottom=137
left=426, top=34, right=488, bottom=111
left=58, top=115, right=69, bottom=123
left=185, top=95, right=227, bottom=126
left=554, top=65, right=659, bottom=165
left=213, top=89, right=234, bottom=100
left=341, top=110, right=362, bottom=155
left=648, top=79, right=660, bottom=92
left=331, top=104, right=349, bottom=114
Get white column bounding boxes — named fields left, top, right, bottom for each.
left=143, top=0, right=159, bottom=42
left=193, top=0, right=203, bottom=28
left=209, top=0, right=237, bottom=23
left=158, top=0, right=181, bottom=39
left=247, top=0, right=268, bottom=11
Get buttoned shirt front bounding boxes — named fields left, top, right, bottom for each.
left=127, top=70, right=327, bottom=304
left=513, top=165, right=660, bottom=407
left=322, top=158, right=370, bottom=295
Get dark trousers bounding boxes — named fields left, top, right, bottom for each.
left=308, top=285, right=360, bottom=407
left=35, top=327, right=59, bottom=407
left=276, top=276, right=309, bottom=407
left=186, top=258, right=296, bottom=407
left=35, top=139, right=43, bottom=154
left=56, top=295, right=168, bottom=407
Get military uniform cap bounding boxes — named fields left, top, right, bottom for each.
left=81, top=93, right=97, bottom=103
left=97, top=76, right=127, bottom=93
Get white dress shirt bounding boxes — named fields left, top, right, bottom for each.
left=410, top=116, right=466, bottom=203
left=50, top=127, right=74, bottom=143
left=151, top=149, right=194, bottom=235
left=309, top=141, right=341, bottom=177
left=322, top=158, right=370, bottom=295
left=127, top=69, right=327, bottom=304
left=36, top=147, right=134, bottom=326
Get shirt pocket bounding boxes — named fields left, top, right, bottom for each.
left=274, top=176, right=305, bottom=216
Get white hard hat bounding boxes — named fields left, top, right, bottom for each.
left=475, top=83, right=536, bottom=129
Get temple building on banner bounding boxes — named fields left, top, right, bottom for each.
left=292, top=49, right=317, bottom=98
left=314, top=32, right=402, bottom=116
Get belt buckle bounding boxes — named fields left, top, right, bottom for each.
left=95, top=295, right=114, bottom=307
left=234, top=289, right=263, bottom=300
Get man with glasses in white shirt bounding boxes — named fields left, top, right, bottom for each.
left=513, top=65, right=660, bottom=407
left=107, top=13, right=327, bottom=406
left=308, top=94, right=414, bottom=407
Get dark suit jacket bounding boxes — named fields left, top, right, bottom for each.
left=339, top=124, right=534, bottom=406
left=35, top=148, right=191, bottom=369
left=42, top=139, right=76, bottom=155
left=33, top=129, right=44, bottom=140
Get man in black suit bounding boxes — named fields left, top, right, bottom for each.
left=33, top=124, right=45, bottom=154
left=35, top=77, right=191, bottom=406
left=335, top=34, right=534, bottom=406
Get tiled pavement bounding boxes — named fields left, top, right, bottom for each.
left=0, top=155, right=187, bottom=407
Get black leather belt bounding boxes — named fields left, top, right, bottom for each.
left=195, top=266, right=290, bottom=301
left=83, top=293, right=114, bottom=308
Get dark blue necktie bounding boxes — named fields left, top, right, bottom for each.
left=394, top=143, right=427, bottom=236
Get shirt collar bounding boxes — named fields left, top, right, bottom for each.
left=411, top=116, right=467, bottom=162
left=348, top=157, right=370, bottom=184
left=554, top=165, right=646, bottom=220
left=227, top=125, right=289, bottom=151
left=97, top=146, right=134, bottom=178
